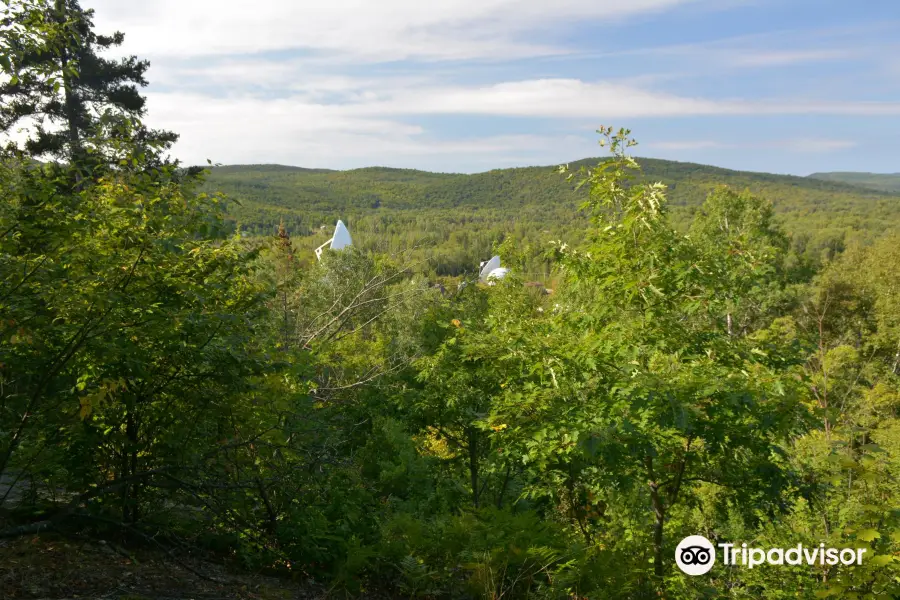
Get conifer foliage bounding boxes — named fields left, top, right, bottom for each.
left=0, top=0, right=177, bottom=173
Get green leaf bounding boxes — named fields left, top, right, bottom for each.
left=839, top=456, right=858, bottom=469
left=857, top=529, right=881, bottom=542
left=860, top=443, right=885, bottom=453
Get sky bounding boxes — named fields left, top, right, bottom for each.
left=80, top=0, right=899, bottom=175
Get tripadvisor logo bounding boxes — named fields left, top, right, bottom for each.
left=675, top=535, right=868, bottom=576
left=675, top=535, right=716, bottom=575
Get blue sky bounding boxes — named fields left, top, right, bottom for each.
left=83, top=0, right=899, bottom=175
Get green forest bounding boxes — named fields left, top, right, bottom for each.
left=208, top=159, right=900, bottom=280
left=808, top=172, right=900, bottom=195
left=2, top=1, right=900, bottom=599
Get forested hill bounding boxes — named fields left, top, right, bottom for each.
left=210, top=157, right=895, bottom=214
left=808, top=171, right=900, bottom=194
left=207, top=157, right=900, bottom=275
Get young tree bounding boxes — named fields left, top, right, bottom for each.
left=689, top=186, right=792, bottom=336
left=0, top=152, right=269, bottom=516
left=484, top=129, right=809, bottom=591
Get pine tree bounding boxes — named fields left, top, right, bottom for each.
left=0, top=0, right=177, bottom=174
left=276, top=220, right=295, bottom=262
left=274, top=220, right=297, bottom=349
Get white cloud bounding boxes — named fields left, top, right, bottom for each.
left=142, top=81, right=730, bottom=165
left=149, top=72, right=900, bottom=128
left=144, top=91, right=597, bottom=168
left=82, top=0, right=700, bottom=62
left=148, top=57, right=434, bottom=105
left=354, top=79, right=729, bottom=118
left=564, top=26, right=879, bottom=74
left=774, top=138, right=858, bottom=153
left=884, top=56, right=900, bottom=79
left=59, top=1, right=896, bottom=173
left=333, top=79, right=900, bottom=118
left=645, top=138, right=858, bottom=154
left=729, top=49, right=853, bottom=67
left=143, top=78, right=886, bottom=167
left=748, top=101, right=900, bottom=116
left=647, top=140, right=728, bottom=150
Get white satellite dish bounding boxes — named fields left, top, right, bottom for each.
left=315, top=219, right=353, bottom=260
left=331, top=220, right=352, bottom=250
left=479, top=255, right=502, bottom=282
left=485, top=267, right=509, bottom=285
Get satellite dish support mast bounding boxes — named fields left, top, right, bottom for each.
left=315, top=220, right=353, bottom=260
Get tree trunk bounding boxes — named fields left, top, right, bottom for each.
left=651, top=492, right=665, bottom=579
left=646, top=456, right=666, bottom=580
left=496, top=461, right=511, bottom=509
left=54, top=0, right=83, bottom=181
left=122, top=407, right=139, bottom=524
left=467, top=428, right=479, bottom=508
left=256, top=477, right=279, bottom=535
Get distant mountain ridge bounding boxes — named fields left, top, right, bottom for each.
left=207, top=156, right=898, bottom=223
left=213, top=159, right=900, bottom=197
left=205, top=157, right=900, bottom=274
left=808, top=172, right=900, bottom=194
left=213, top=164, right=336, bottom=174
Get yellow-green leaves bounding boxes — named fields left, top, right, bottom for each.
left=856, top=528, right=881, bottom=542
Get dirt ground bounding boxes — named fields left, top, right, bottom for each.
left=0, top=534, right=330, bottom=600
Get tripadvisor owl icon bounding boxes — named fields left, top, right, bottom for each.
left=675, top=535, right=716, bottom=576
